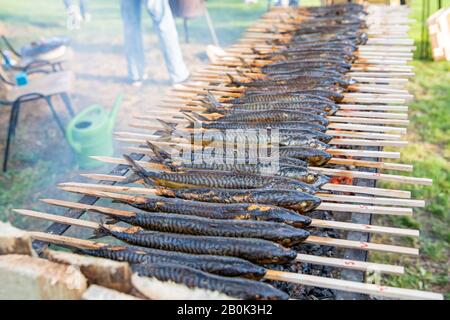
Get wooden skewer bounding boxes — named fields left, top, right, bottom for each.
left=41, top=198, right=420, bottom=238
left=58, top=181, right=423, bottom=208
left=17, top=208, right=417, bottom=256
left=136, top=113, right=408, bottom=134
left=58, top=183, right=414, bottom=217
left=264, top=270, right=442, bottom=300
left=79, top=173, right=412, bottom=199
left=28, top=230, right=442, bottom=300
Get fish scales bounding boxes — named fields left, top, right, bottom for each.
left=119, top=212, right=310, bottom=246
left=101, top=227, right=297, bottom=264
left=200, top=120, right=327, bottom=132
left=158, top=188, right=321, bottom=213
left=126, top=197, right=312, bottom=228
left=125, top=155, right=317, bottom=192
left=213, top=110, right=329, bottom=126
left=132, top=263, right=288, bottom=300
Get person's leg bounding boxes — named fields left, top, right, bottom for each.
left=79, top=0, right=90, bottom=20
left=121, top=0, right=146, bottom=82
left=146, top=0, right=189, bottom=84
left=63, top=0, right=72, bottom=9
left=289, top=0, right=298, bottom=7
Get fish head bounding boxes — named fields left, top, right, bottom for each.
left=307, top=140, right=329, bottom=151
left=297, top=194, right=322, bottom=212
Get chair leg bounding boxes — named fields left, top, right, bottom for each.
left=45, top=96, right=66, bottom=135
left=2, top=102, right=20, bottom=172
left=204, top=8, right=219, bottom=47
left=183, top=18, right=189, bottom=43
left=60, top=92, right=75, bottom=117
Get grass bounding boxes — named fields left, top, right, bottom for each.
left=0, top=0, right=448, bottom=298
left=368, top=0, right=450, bottom=299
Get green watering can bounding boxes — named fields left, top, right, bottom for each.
left=66, top=94, right=123, bottom=168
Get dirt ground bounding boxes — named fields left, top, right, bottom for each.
left=0, top=22, right=210, bottom=228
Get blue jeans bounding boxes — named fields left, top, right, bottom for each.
left=273, top=0, right=299, bottom=6
left=120, top=0, right=189, bottom=83
left=64, top=0, right=89, bottom=17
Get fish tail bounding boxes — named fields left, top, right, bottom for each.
left=123, top=154, right=156, bottom=186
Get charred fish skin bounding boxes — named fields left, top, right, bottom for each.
left=132, top=263, right=289, bottom=300
left=278, top=147, right=333, bottom=166
left=101, top=226, right=298, bottom=264
left=223, top=101, right=339, bottom=116
left=112, top=211, right=310, bottom=246
left=78, top=244, right=267, bottom=280
left=160, top=188, right=321, bottom=213
left=276, top=164, right=330, bottom=187
left=242, top=89, right=344, bottom=102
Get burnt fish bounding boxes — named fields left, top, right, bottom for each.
left=77, top=244, right=267, bottom=280
left=158, top=187, right=321, bottom=213
left=124, top=155, right=317, bottom=193
left=94, top=225, right=298, bottom=264
left=132, top=263, right=289, bottom=300
left=94, top=211, right=310, bottom=246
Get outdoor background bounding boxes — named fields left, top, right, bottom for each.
left=0, top=0, right=448, bottom=298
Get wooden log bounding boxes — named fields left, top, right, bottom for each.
left=44, top=250, right=133, bottom=293
left=0, top=254, right=87, bottom=299
left=0, top=221, right=35, bottom=256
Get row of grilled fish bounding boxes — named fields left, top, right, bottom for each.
left=59, top=3, right=367, bottom=300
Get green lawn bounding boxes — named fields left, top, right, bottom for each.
left=0, top=0, right=448, bottom=298
left=367, top=0, right=450, bottom=299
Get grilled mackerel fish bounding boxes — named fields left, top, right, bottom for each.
left=77, top=244, right=267, bottom=280
left=132, top=263, right=289, bottom=300
left=108, top=193, right=311, bottom=227
left=95, top=225, right=297, bottom=264
left=158, top=187, right=321, bottom=213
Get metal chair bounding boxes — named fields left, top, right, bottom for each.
left=0, top=67, right=75, bottom=172
left=0, top=35, right=71, bottom=73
